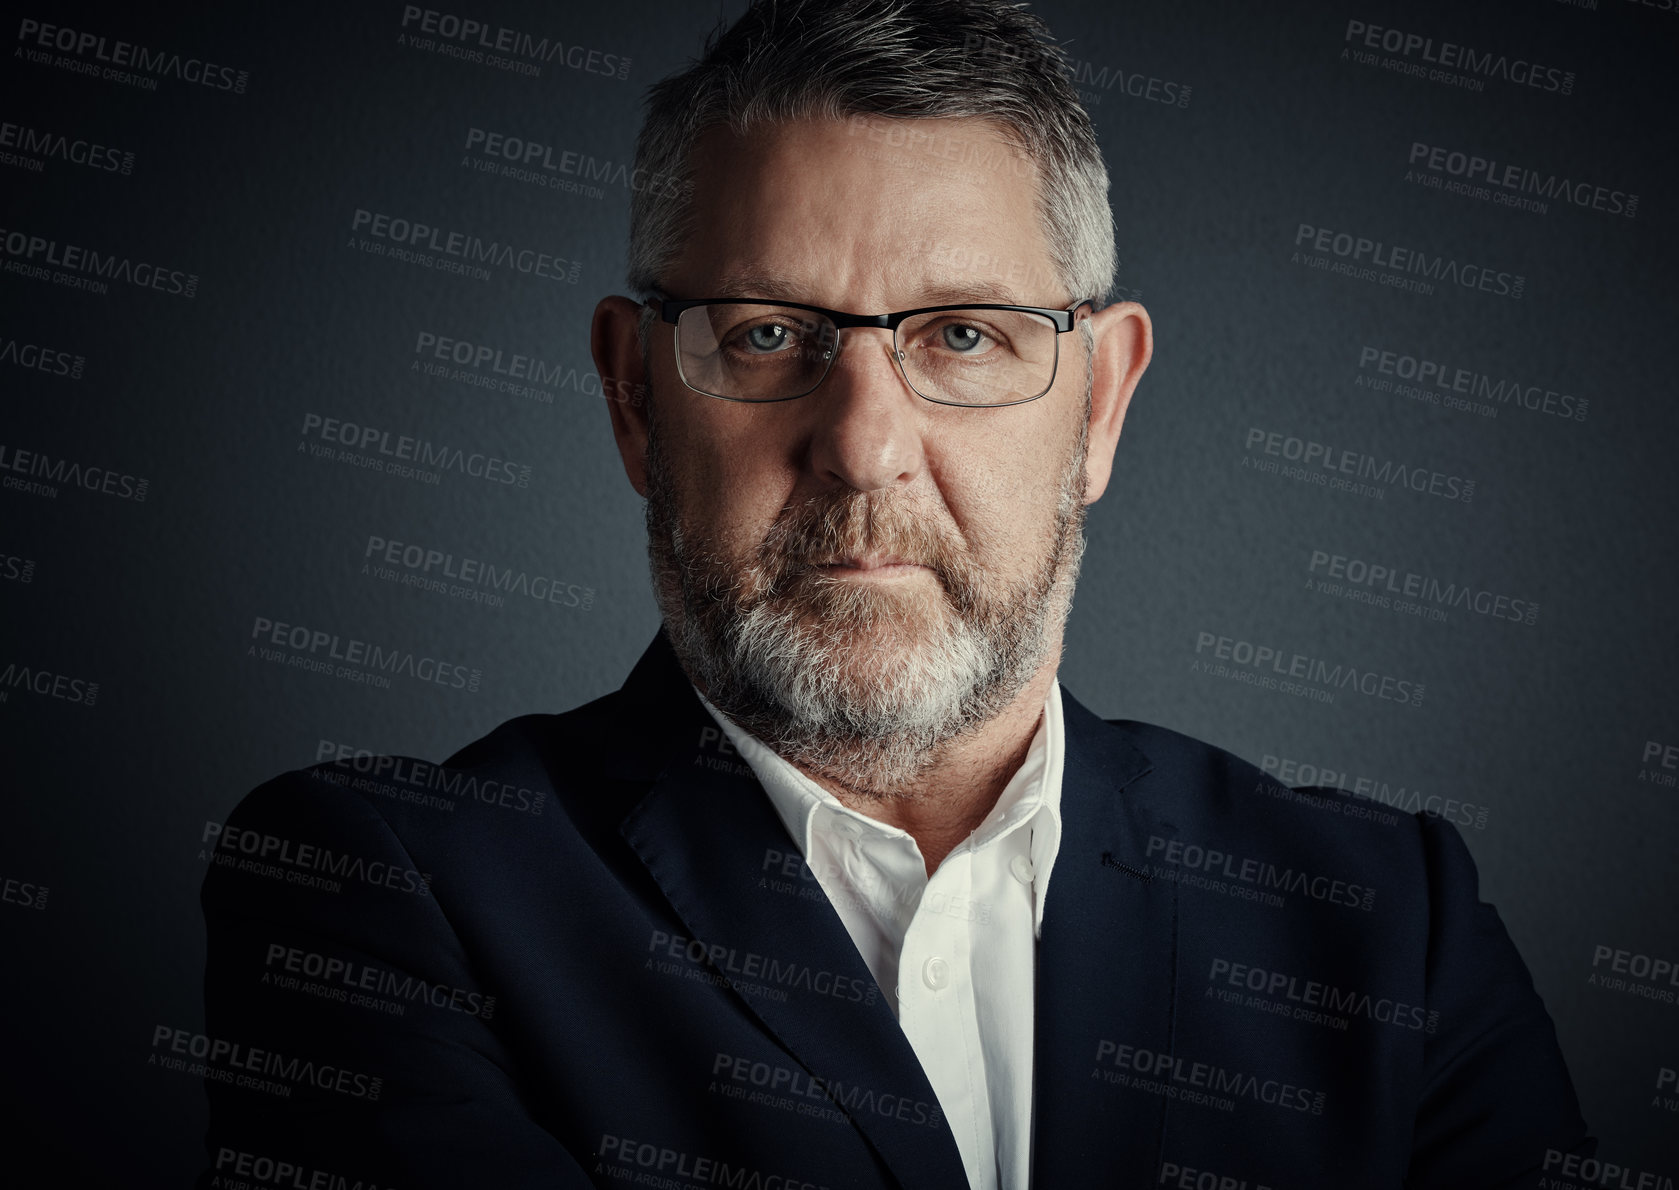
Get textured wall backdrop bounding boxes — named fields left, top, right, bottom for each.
left=1, top=0, right=1676, bottom=1183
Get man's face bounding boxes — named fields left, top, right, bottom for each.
left=639, top=116, right=1099, bottom=797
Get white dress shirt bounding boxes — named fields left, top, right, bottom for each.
left=692, top=682, right=1066, bottom=1190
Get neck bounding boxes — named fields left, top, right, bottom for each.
left=799, top=652, right=1060, bottom=876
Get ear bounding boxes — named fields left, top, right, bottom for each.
left=1079, top=299, right=1153, bottom=505
left=592, top=295, right=654, bottom=497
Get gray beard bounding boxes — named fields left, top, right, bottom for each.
left=644, top=408, right=1090, bottom=800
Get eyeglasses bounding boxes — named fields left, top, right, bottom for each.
left=646, top=293, right=1092, bottom=408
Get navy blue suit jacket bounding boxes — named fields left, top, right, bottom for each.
left=198, top=629, right=1590, bottom=1188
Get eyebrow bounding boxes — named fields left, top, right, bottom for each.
left=705, top=269, right=1038, bottom=310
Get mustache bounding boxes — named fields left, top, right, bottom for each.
left=749, top=490, right=970, bottom=599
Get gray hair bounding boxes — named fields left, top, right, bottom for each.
left=626, top=0, right=1116, bottom=309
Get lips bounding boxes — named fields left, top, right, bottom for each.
left=816, top=555, right=919, bottom=569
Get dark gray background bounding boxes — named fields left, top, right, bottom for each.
left=2, top=0, right=1675, bottom=1182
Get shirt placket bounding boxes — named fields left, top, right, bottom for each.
left=899, top=844, right=997, bottom=1190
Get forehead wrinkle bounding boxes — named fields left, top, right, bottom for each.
left=703, top=267, right=812, bottom=302
left=698, top=265, right=1036, bottom=310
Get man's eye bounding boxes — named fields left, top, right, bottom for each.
left=941, top=324, right=987, bottom=353
left=736, top=323, right=797, bottom=353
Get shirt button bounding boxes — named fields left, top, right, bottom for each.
left=922, top=956, right=950, bottom=991
left=1010, top=855, right=1035, bottom=885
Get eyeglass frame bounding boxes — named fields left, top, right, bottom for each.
left=643, top=291, right=1095, bottom=408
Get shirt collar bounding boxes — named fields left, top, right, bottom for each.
left=691, top=681, right=1067, bottom=937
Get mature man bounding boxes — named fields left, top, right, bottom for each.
left=200, top=2, right=1590, bottom=1187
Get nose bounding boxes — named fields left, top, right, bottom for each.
left=803, top=326, right=928, bottom=493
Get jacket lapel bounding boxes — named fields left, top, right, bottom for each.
left=1033, top=687, right=1179, bottom=1183
left=608, top=630, right=971, bottom=1190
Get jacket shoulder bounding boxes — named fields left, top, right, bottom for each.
left=1096, top=716, right=1434, bottom=877
left=216, top=688, right=634, bottom=853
